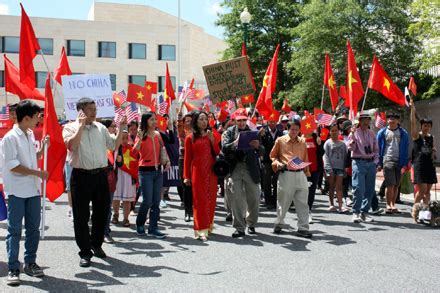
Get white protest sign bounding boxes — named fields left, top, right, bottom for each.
left=62, top=74, right=115, bottom=120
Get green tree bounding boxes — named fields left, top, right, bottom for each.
left=216, top=0, right=303, bottom=106
left=288, top=0, right=420, bottom=111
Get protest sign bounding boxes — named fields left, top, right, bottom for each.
left=62, top=74, right=114, bottom=120
left=163, top=132, right=181, bottom=187
left=203, top=57, right=254, bottom=104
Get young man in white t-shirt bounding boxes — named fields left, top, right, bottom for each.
left=3, top=100, right=49, bottom=286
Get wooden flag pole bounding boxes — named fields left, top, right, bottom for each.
left=360, top=87, right=369, bottom=112
left=320, top=85, right=325, bottom=110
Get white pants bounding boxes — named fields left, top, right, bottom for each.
left=275, top=171, right=309, bottom=231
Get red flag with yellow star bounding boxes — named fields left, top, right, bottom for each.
left=127, top=83, right=153, bottom=108
left=281, top=99, right=292, bottom=113
left=300, top=111, right=317, bottom=135
left=324, top=53, right=339, bottom=111
left=346, top=41, right=364, bottom=118
left=241, top=94, right=254, bottom=105
left=256, top=44, right=280, bottom=118
left=164, top=63, right=176, bottom=113
left=120, top=145, right=139, bottom=180
left=408, top=76, right=417, bottom=96
left=367, top=55, right=405, bottom=106
left=156, top=114, right=168, bottom=132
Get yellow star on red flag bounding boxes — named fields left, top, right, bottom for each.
left=383, top=77, right=391, bottom=91
left=136, top=91, right=144, bottom=100
left=123, top=149, right=136, bottom=169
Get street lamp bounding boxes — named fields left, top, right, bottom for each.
left=240, top=7, right=251, bottom=48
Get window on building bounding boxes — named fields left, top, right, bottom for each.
left=129, top=43, right=146, bottom=59
left=38, top=38, right=53, bottom=55
left=128, top=75, right=146, bottom=86
left=2, top=37, right=20, bottom=53
left=35, top=71, right=48, bottom=88
left=98, top=41, right=116, bottom=58
left=158, top=45, right=176, bottom=61
left=67, top=40, right=85, bottom=56
left=72, top=72, right=84, bottom=75
left=109, top=74, right=116, bottom=91
left=158, top=76, right=176, bottom=92
left=0, top=70, right=4, bottom=87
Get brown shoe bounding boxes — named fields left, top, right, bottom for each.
left=111, top=214, right=119, bottom=224
left=122, top=219, right=130, bottom=227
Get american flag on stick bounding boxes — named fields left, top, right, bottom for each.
left=375, top=112, right=386, bottom=129
left=0, top=105, right=10, bottom=120
left=287, top=156, right=311, bottom=171
left=227, top=100, right=236, bottom=113
left=317, top=113, right=335, bottom=126
left=158, top=94, right=168, bottom=116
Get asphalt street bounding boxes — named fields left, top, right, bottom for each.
left=0, top=188, right=439, bottom=292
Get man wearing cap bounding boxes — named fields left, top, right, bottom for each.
left=279, top=115, right=290, bottom=131
left=260, top=111, right=283, bottom=210
left=270, top=119, right=312, bottom=238
left=348, top=112, right=379, bottom=223
left=377, top=112, right=409, bottom=213
left=222, top=108, right=265, bottom=238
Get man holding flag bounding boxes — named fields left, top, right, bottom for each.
left=3, top=100, right=49, bottom=286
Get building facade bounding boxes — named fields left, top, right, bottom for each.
left=0, top=2, right=227, bottom=114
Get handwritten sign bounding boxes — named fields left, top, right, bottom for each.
left=62, top=74, right=114, bottom=120
left=203, top=57, right=254, bottom=104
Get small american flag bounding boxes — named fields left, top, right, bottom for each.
left=317, top=113, right=334, bottom=126
left=227, top=100, right=236, bottom=113
left=287, top=156, right=311, bottom=171
left=178, top=84, right=187, bottom=103
left=158, top=95, right=168, bottom=115
left=288, top=111, right=298, bottom=120
left=375, top=112, right=386, bottom=129
left=126, top=103, right=139, bottom=123
left=0, top=106, right=10, bottom=120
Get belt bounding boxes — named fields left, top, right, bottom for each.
left=282, top=169, right=304, bottom=173
left=139, top=166, right=160, bottom=172
left=73, top=167, right=107, bottom=175
left=352, top=158, right=374, bottom=162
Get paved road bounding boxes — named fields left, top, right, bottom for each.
left=0, top=189, right=439, bottom=292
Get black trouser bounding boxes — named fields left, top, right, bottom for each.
left=71, top=168, right=110, bottom=258
left=307, top=171, right=320, bottom=211
left=262, top=162, right=278, bottom=207
left=178, top=157, right=193, bottom=215
left=343, top=175, right=352, bottom=199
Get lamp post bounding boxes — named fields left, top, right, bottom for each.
left=240, top=7, right=252, bottom=48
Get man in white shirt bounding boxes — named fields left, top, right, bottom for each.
left=3, top=100, right=49, bottom=286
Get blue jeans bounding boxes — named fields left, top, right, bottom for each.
left=352, top=160, right=376, bottom=214
left=6, top=195, right=41, bottom=270
left=136, top=170, right=163, bottom=232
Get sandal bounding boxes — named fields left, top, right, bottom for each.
left=385, top=208, right=393, bottom=214
left=198, top=235, right=208, bottom=242
left=111, top=214, right=119, bottom=224
left=392, top=208, right=402, bottom=214
left=122, top=219, right=130, bottom=227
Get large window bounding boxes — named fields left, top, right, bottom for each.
left=38, top=38, right=53, bottom=55
left=98, top=41, right=116, bottom=58
left=2, top=37, right=20, bottom=53
left=129, top=43, right=146, bottom=59
left=67, top=40, right=85, bottom=56
left=158, top=45, right=176, bottom=61
left=109, top=74, right=116, bottom=91
left=158, top=76, right=176, bottom=92
left=35, top=71, right=48, bottom=88
left=128, top=75, right=146, bottom=86
left=0, top=70, right=4, bottom=87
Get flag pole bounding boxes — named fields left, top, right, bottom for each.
left=176, top=0, right=181, bottom=120
left=40, top=142, right=48, bottom=239
left=320, top=84, right=325, bottom=110
left=360, top=87, right=369, bottom=112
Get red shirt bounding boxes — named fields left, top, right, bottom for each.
left=305, top=137, right=318, bottom=173
left=135, top=133, right=162, bottom=167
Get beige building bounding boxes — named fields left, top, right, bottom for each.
left=0, top=1, right=227, bottom=114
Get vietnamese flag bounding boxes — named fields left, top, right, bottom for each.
left=156, top=115, right=168, bottom=132
left=120, top=145, right=139, bottom=180
left=320, top=128, right=329, bottom=141
left=4, top=55, right=44, bottom=101
left=241, top=42, right=256, bottom=91
left=43, top=73, right=67, bottom=202
left=267, top=110, right=281, bottom=122
left=256, top=44, right=280, bottom=118
left=346, top=41, right=364, bottom=119
left=184, top=101, right=198, bottom=112
left=367, top=55, right=405, bottom=106
left=241, top=94, right=254, bottom=105
left=324, top=53, right=339, bottom=111
left=127, top=83, right=153, bottom=108
left=217, top=108, right=229, bottom=123
left=408, top=76, right=417, bottom=96
left=53, top=47, right=72, bottom=85
left=164, top=63, right=176, bottom=113
left=19, top=4, right=40, bottom=89
left=281, top=99, right=292, bottom=113
left=145, top=80, right=158, bottom=103
left=339, top=85, right=349, bottom=107
left=300, top=111, right=317, bottom=135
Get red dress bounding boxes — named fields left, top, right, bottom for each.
left=183, top=134, right=220, bottom=237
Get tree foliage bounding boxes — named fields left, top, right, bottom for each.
left=217, top=0, right=429, bottom=113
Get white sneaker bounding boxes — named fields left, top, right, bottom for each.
left=345, top=198, right=353, bottom=207
left=159, top=200, right=168, bottom=208
left=352, top=213, right=361, bottom=223
left=360, top=213, right=374, bottom=223
left=308, top=214, right=314, bottom=224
